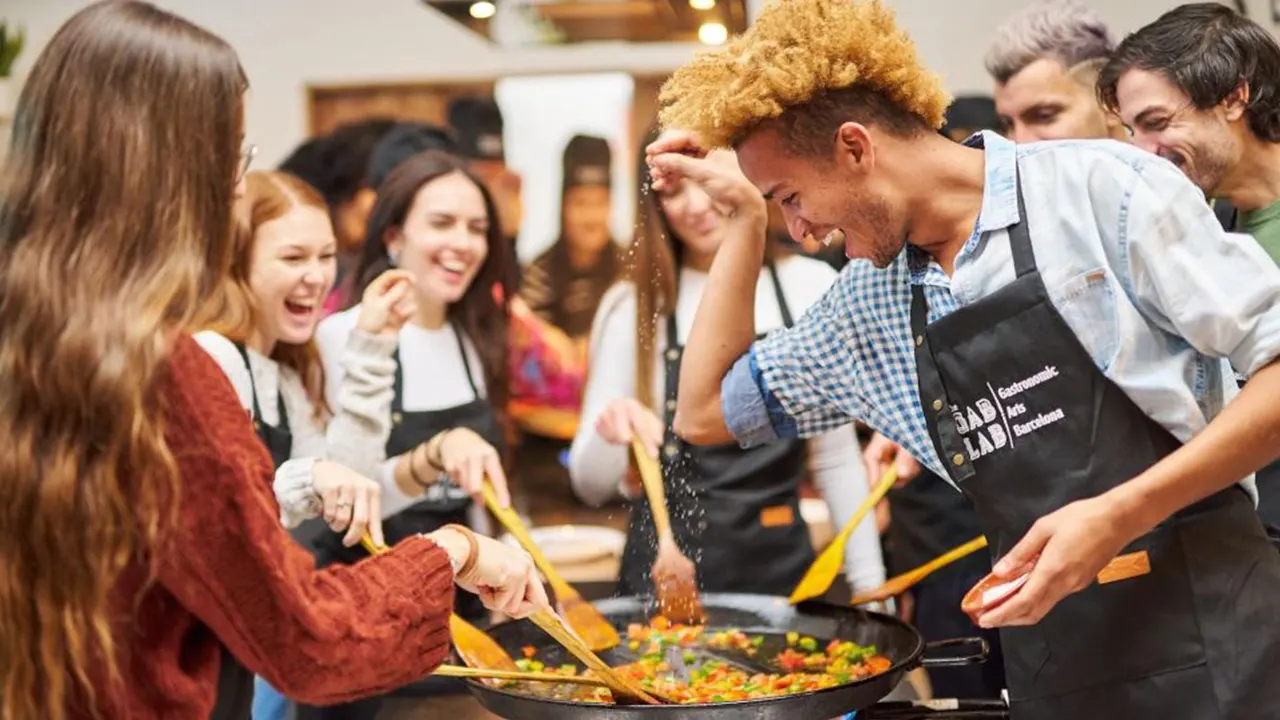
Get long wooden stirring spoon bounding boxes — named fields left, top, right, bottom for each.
left=630, top=438, right=704, bottom=625
left=477, top=481, right=621, bottom=652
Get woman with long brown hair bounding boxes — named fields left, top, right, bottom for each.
left=568, top=129, right=886, bottom=600
left=0, top=3, right=546, bottom=719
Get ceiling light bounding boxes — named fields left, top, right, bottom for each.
left=698, top=21, right=727, bottom=45
left=689, top=0, right=716, bottom=10
left=469, top=1, right=496, bottom=19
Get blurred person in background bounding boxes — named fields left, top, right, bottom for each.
left=984, top=0, right=1126, bottom=144
left=279, top=118, right=398, bottom=314
left=569, top=129, right=886, bottom=601
left=0, top=3, right=545, bottom=718
left=521, top=134, right=624, bottom=344
left=1099, top=1, right=1280, bottom=543
left=517, top=134, right=625, bottom=509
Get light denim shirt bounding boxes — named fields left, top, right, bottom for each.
left=724, top=131, right=1280, bottom=498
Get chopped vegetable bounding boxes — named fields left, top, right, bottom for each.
left=503, top=617, right=892, bottom=705
left=521, top=645, right=537, bottom=659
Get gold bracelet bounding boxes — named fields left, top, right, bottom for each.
left=442, top=523, right=480, bottom=580
left=408, top=446, right=433, bottom=488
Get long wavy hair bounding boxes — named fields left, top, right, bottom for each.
left=629, top=126, right=779, bottom=409
left=0, top=2, right=246, bottom=717
left=196, top=170, right=332, bottom=421
left=350, top=150, right=512, bottom=416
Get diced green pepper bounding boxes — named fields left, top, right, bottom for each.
left=786, top=631, right=799, bottom=646
left=798, top=636, right=818, bottom=651
left=683, top=651, right=697, bottom=665
left=750, top=635, right=765, bottom=647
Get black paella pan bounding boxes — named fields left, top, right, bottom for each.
left=461, top=593, right=1009, bottom=720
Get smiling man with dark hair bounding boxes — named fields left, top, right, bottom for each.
left=1100, top=3, right=1280, bottom=259
left=1100, top=3, right=1280, bottom=538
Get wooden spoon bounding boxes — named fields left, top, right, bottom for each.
left=850, top=536, right=989, bottom=606
left=527, top=608, right=672, bottom=704
left=434, top=663, right=607, bottom=687
left=790, top=467, right=898, bottom=605
left=478, top=480, right=622, bottom=652
left=631, top=438, right=704, bottom=625
left=360, top=534, right=517, bottom=671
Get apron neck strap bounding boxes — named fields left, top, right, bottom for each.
left=233, top=341, right=284, bottom=422
left=1009, top=168, right=1037, bottom=278
left=392, top=323, right=481, bottom=412
left=910, top=171, right=1035, bottom=333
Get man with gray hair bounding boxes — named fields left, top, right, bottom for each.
left=985, top=0, right=1127, bottom=143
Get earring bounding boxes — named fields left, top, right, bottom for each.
left=388, top=249, right=400, bottom=266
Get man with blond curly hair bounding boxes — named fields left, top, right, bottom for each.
left=651, top=0, right=1280, bottom=716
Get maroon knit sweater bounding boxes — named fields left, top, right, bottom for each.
left=87, top=335, right=455, bottom=718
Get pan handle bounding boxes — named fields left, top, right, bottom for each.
left=917, top=637, right=989, bottom=668
left=857, top=699, right=1010, bottom=719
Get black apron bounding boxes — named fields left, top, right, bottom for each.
left=619, top=264, right=815, bottom=597
left=309, top=326, right=501, bottom=623
left=300, top=327, right=503, bottom=719
left=911, top=172, right=1280, bottom=718
left=211, top=343, right=294, bottom=720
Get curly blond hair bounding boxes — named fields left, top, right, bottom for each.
left=658, top=0, right=951, bottom=149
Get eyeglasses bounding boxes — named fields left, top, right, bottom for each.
left=237, top=144, right=257, bottom=183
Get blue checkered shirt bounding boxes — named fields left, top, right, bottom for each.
left=723, top=132, right=1280, bottom=496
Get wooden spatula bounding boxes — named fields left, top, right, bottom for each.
left=630, top=438, right=703, bottom=624
left=527, top=608, right=670, bottom=704
left=360, top=534, right=518, bottom=671
left=434, top=663, right=607, bottom=686
left=478, top=480, right=622, bottom=652
left=849, top=535, right=989, bottom=606
left=789, top=467, right=898, bottom=605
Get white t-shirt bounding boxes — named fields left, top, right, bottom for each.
left=316, top=307, right=491, bottom=529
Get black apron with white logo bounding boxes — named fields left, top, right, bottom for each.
left=619, top=263, right=815, bottom=597
left=210, top=343, right=294, bottom=720
left=911, top=173, right=1280, bottom=718
left=309, top=326, right=500, bottom=622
